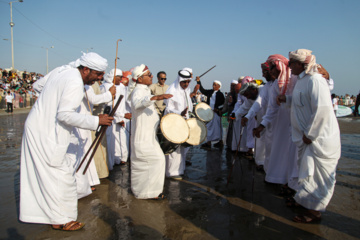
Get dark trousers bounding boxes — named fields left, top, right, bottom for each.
left=7, top=102, right=13, bottom=113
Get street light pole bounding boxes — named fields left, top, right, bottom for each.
left=43, top=46, right=54, bottom=74
left=9, top=0, right=23, bottom=70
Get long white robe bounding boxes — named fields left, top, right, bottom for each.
left=66, top=85, right=112, bottom=199
left=20, top=68, right=98, bottom=224
left=116, top=85, right=131, bottom=163
left=130, top=84, right=165, bottom=199
left=164, top=84, right=192, bottom=177
left=288, top=72, right=340, bottom=211
left=234, top=96, right=255, bottom=150
left=231, top=94, right=248, bottom=152
left=101, top=83, right=124, bottom=169
left=206, top=91, right=223, bottom=142
left=244, top=83, right=272, bottom=166
left=261, top=79, right=298, bottom=186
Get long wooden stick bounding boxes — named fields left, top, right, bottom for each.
left=199, top=65, right=216, bottom=78
left=82, top=95, right=124, bottom=174
left=76, top=95, right=124, bottom=173
left=112, top=39, right=122, bottom=108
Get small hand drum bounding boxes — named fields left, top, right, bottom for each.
left=194, top=102, right=214, bottom=123
left=158, top=113, right=189, bottom=154
left=184, top=118, right=207, bottom=146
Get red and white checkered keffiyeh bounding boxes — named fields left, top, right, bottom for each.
left=267, top=54, right=290, bottom=95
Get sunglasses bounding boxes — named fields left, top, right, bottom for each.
left=142, top=72, right=152, bottom=77
left=160, top=78, right=167, bottom=80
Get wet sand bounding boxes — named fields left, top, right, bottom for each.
left=0, top=109, right=359, bottom=240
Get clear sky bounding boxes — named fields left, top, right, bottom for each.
left=0, top=0, right=359, bottom=95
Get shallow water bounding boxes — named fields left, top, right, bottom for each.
left=0, top=113, right=359, bottom=240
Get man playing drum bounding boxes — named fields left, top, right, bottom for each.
left=164, top=70, right=199, bottom=180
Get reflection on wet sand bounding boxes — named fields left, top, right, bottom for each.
left=0, top=113, right=359, bottom=239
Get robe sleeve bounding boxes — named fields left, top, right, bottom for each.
left=166, top=98, right=182, bottom=115
left=114, top=85, right=130, bottom=123
left=232, top=93, right=243, bottom=113
left=32, top=77, right=48, bottom=96
left=261, top=82, right=280, bottom=128
left=85, top=85, right=112, bottom=105
left=132, top=88, right=155, bottom=110
left=235, top=98, right=253, bottom=119
left=303, top=76, right=334, bottom=141
left=57, top=79, right=99, bottom=130
left=245, top=86, right=266, bottom=120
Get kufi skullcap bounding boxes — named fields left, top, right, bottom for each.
left=231, top=80, right=238, bottom=84
left=238, top=76, right=245, bottom=82
left=213, top=80, right=222, bottom=89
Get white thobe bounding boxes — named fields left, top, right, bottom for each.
left=243, top=84, right=272, bottom=166
left=66, top=85, right=112, bottom=199
left=231, top=94, right=248, bottom=152
left=164, top=88, right=191, bottom=177
left=116, top=85, right=131, bottom=163
left=206, top=91, right=222, bottom=142
left=234, top=97, right=255, bottom=150
left=261, top=79, right=298, bottom=185
left=101, top=83, right=124, bottom=169
left=288, top=72, right=340, bottom=211
left=130, top=84, right=165, bottom=199
left=20, top=68, right=98, bottom=224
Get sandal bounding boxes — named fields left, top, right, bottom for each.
left=256, top=165, right=264, bottom=172
left=52, top=221, right=85, bottom=231
left=293, top=212, right=321, bottom=223
left=286, top=197, right=301, bottom=208
left=149, top=193, right=167, bottom=201
left=91, top=187, right=96, bottom=191
left=279, top=185, right=295, bottom=197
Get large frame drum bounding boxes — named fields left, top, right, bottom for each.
left=194, top=102, right=214, bottom=123
left=157, top=113, right=189, bottom=155
left=184, top=118, right=207, bottom=146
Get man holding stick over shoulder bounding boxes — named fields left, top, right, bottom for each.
left=19, top=52, right=114, bottom=231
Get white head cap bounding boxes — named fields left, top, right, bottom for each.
left=132, top=64, right=149, bottom=81
left=214, top=80, right=222, bottom=89
left=104, top=68, right=122, bottom=83
left=79, top=52, right=108, bottom=71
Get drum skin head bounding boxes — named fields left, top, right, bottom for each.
left=195, top=102, right=214, bottom=122
left=185, top=118, right=207, bottom=145
left=160, top=113, right=189, bottom=144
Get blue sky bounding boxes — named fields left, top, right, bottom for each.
left=0, top=0, right=359, bottom=95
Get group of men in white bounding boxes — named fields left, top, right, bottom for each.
left=226, top=49, right=340, bottom=223
left=19, top=48, right=340, bottom=231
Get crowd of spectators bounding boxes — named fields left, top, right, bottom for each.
left=0, top=68, right=42, bottom=111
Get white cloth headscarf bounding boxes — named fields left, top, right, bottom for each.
left=165, top=70, right=193, bottom=113
left=182, top=67, right=193, bottom=75
left=132, top=64, right=149, bottom=81
left=104, top=68, right=122, bottom=84
left=289, top=49, right=318, bottom=75
left=79, top=52, right=108, bottom=71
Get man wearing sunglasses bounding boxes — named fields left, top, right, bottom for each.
left=149, top=71, right=169, bottom=116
